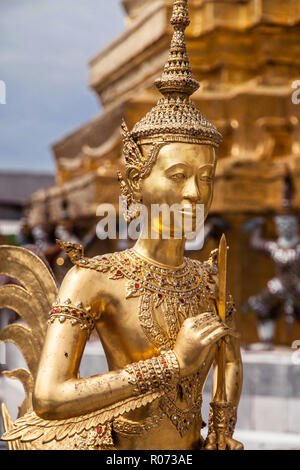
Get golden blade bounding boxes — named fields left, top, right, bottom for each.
left=217, top=234, right=227, bottom=323
left=214, top=233, right=228, bottom=403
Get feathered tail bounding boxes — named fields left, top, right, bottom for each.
left=0, top=245, right=58, bottom=446
left=0, top=244, right=163, bottom=450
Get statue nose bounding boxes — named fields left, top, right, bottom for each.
left=183, top=176, right=201, bottom=203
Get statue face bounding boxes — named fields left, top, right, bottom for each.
left=274, top=215, right=298, bottom=242
left=140, top=143, right=216, bottom=235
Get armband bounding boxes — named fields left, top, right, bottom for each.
left=48, top=298, right=96, bottom=333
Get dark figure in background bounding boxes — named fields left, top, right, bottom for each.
left=243, top=167, right=300, bottom=347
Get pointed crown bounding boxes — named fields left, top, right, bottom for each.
left=127, top=0, right=222, bottom=148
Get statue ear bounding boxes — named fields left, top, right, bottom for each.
left=126, top=167, right=142, bottom=202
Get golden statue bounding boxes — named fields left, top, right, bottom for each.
left=1, top=0, right=243, bottom=450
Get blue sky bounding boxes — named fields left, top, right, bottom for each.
left=0, top=0, right=125, bottom=173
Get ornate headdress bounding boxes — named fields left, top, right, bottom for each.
left=119, top=0, right=222, bottom=221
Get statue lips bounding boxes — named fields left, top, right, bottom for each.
left=179, top=205, right=202, bottom=231
left=180, top=203, right=199, bottom=217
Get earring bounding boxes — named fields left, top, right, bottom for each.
left=121, top=197, right=141, bottom=222
left=117, top=170, right=142, bottom=222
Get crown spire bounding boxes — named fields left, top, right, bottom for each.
left=129, top=0, right=222, bottom=147
left=155, top=0, right=199, bottom=97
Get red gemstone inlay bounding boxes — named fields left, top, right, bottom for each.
left=117, top=270, right=122, bottom=275
left=158, top=294, right=162, bottom=299
left=102, top=257, right=107, bottom=261
left=135, top=283, right=140, bottom=289
left=179, top=298, right=184, bottom=304
left=139, top=377, right=142, bottom=381
left=97, top=426, right=102, bottom=433
left=55, top=308, right=61, bottom=313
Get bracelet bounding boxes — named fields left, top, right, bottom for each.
left=227, top=404, right=237, bottom=437
left=208, top=401, right=237, bottom=438
left=125, top=350, right=180, bottom=395
left=48, top=298, right=95, bottom=333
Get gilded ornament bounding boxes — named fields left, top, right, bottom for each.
left=1, top=0, right=243, bottom=451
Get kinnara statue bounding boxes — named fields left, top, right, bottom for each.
left=0, top=0, right=243, bottom=450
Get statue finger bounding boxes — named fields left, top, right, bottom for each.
left=202, top=325, right=232, bottom=346
left=191, top=316, right=221, bottom=333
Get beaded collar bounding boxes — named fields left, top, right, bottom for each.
left=58, top=240, right=218, bottom=351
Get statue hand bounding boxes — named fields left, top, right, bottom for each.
left=209, top=217, right=230, bottom=233
left=204, top=431, right=244, bottom=450
left=173, top=312, right=239, bottom=377
left=242, top=216, right=265, bottom=233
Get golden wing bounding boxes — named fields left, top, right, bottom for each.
left=2, top=390, right=162, bottom=449
left=0, top=245, right=58, bottom=448
left=0, top=244, right=165, bottom=450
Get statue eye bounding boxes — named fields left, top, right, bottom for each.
left=198, top=176, right=213, bottom=183
left=171, top=173, right=185, bottom=182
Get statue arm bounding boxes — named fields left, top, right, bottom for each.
left=210, top=310, right=242, bottom=406
left=33, top=322, right=135, bottom=420
left=251, top=226, right=269, bottom=252
left=33, top=265, right=179, bottom=421
left=222, top=302, right=242, bottom=406
left=32, top=266, right=135, bottom=420
left=205, top=298, right=244, bottom=450
left=246, top=218, right=273, bottom=254
left=205, top=255, right=243, bottom=407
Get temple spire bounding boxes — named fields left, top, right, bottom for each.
left=155, top=0, right=199, bottom=97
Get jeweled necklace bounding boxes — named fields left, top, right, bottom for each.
left=109, top=248, right=215, bottom=351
